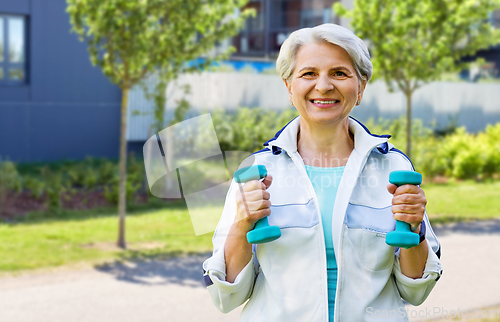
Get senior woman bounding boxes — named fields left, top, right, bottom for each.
left=203, top=23, right=442, bottom=321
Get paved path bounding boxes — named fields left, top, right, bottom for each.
left=0, top=255, right=242, bottom=322
left=408, top=220, right=500, bottom=321
left=1, top=220, right=499, bottom=322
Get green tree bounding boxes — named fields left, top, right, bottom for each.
left=334, top=0, right=500, bottom=158
left=67, top=0, right=252, bottom=248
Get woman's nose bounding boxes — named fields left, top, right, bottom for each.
left=315, top=75, right=334, bottom=93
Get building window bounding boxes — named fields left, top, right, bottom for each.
left=233, top=0, right=266, bottom=56
left=233, top=0, right=338, bottom=59
left=0, top=14, right=27, bottom=84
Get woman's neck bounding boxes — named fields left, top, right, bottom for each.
left=297, top=117, right=354, bottom=167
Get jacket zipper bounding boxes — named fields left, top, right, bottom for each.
left=333, top=148, right=380, bottom=322
left=289, top=150, right=329, bottom=322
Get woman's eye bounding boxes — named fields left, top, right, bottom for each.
left=334, top=71, right=347, bottom=77
left=302, top=72, right=314, bottom=77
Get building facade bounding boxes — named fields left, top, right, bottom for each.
left=0, top=0, right=121, bottom=163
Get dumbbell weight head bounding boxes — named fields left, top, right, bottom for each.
left=385, top=171, right=422, bottom=249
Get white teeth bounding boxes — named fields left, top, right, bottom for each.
left=312, top=100, right=337, bottom=104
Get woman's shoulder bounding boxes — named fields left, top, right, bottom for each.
left=367, top=144, right=415, bottom=172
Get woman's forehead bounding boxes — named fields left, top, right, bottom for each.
left=295, top=42, right=355, bottom=69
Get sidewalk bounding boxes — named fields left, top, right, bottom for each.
left=0, top=254, right=241, bottom=322
left=407, top=220, right=500, bottom=321
left=0, top=220, right=499, bottom=322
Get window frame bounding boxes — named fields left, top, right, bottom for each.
left=232, top=0, right=340, bottom=59
left=0, top=13, right=29, bottom=86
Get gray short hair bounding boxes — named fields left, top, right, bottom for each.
left=276, top=23, right=373, bottom=83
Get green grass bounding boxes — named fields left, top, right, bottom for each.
left=1, top=180, right=499, bottom=274
left=424, top=180, right=500, bottom=225
left=0, top=200, right=213, bottom=273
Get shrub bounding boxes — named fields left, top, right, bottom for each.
left=41, top=167, right=65, bottom=213
left=98, top=159, right=117, bottom=185
left=364, top=116, right=436, bottom=177
left=432, top=127, right=492, bottom=180
left=362, top=117, right=500, bottom=180
left=480, top=123, right=500, bottom=178
left=127, top=152, right=145, bottom=187
left=103, top=174, right=142, bottom=205
left=0, top=159, right=23, bottom=215
left=451, top=142, right=485, bottom=179
left=65, top=164, right=87, bottom=188
left=0, top=159, right=22, bottom=193
left=82, top=167, right=99, bottom=190
left=211, top=107, right=299, bottom=153
left=24, top=177, right=46, bottom=200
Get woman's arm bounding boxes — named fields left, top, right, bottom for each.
left=225, top=175, right=273, bottom=283
left=224, top=223, right=253, bottom=283
left=387, top=183, right=428, bottom=278
left=398, top=224, right=428, bottom=279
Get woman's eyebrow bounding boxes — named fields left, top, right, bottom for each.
left=297, top=66, right=316, bottom=73
left=331, top=66, right=353, bottom=73
left=297, top=66, right=354, bottom=73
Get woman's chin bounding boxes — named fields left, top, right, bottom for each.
left=303, top=111, right=347, bottom=125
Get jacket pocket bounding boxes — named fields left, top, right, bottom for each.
left=268, top=198, right=319, bottom=229
left=358, top=229, right=394, bottom=271
left=346, top=203, right=396, bottom=271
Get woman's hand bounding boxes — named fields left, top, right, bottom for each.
left=224, top=175, right=273, bottom=283
left=387, top=183, right=429, bottom=279
left=387, top=183, right=427, bottom=233
left=234, top=175, right=273, bottom=234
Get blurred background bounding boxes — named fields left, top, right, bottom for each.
left=0, top=0, right=499, bottom=321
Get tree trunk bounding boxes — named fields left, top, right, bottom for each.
left=405, top=89, right=413, bottom=160
left=117, top=87, right=129, bottom=249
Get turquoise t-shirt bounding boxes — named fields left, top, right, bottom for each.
left=305, top=165, right=345, bottom=322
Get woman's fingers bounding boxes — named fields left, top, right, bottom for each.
left=237, top=189, right=271, bottom=212
left=262, top=174, right=273, bottom=189
left=386, top=183, right=398, bottom=195
left=387, top=184, right=427, bottom=227
left=242, top=189, right=270, bottom=201
left=243, top=198, right=272, bottom=212
left=392, top=204, right=425, bottom=214
left=241, top=176, right=273, bottom=192
left=234, top=176, right=273, bottom=230
left=248, top=207, right=272, bottom=219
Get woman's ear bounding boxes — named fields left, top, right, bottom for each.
left=357, top=79, right=367, bottom=103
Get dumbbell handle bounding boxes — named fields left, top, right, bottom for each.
left=234, top=165, right=281, bottom=244
left=385, top=170, right=422, bottom=249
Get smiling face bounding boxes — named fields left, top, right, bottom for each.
left=285, top=41, right=366, bottom=127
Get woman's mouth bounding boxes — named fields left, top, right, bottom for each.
left=310, top=99, right=339, bottom=108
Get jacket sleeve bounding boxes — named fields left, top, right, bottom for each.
left=392, top=212, right=443, bottom=306
left=202, top=179, right=260, bottom=314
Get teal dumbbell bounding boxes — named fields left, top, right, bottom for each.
left=234, top=165, right=281, bottom=244
left=385, top=170, right=422, bottom=249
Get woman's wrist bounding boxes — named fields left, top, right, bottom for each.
left=229, top=220, right=252, bottom=241
left=410, top=223, right=421, bottom=234
left=232, top=214, right=257, bottom=234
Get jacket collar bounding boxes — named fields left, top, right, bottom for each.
left=264, top=116, right=391, bottom=157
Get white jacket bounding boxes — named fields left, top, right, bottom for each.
left=203, top=117, right=443, bottom=321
